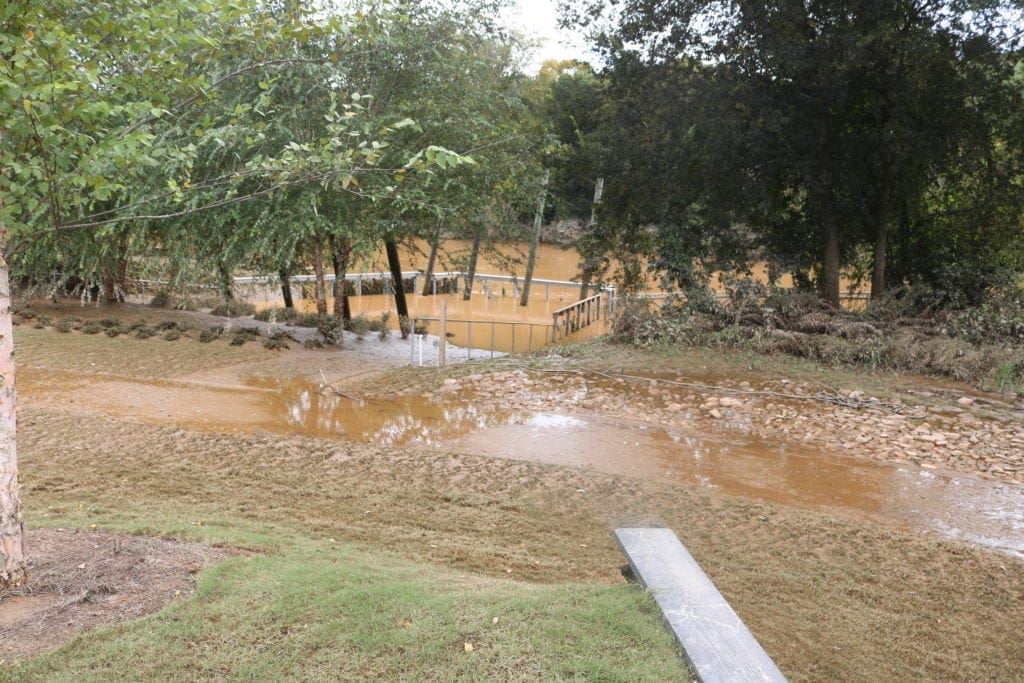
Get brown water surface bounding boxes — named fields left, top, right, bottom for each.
left=22, top=367, right=1023, bottom=558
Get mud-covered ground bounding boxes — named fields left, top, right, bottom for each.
left=6, top=303, right=1024, bottom=680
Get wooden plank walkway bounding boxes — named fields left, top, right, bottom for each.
left=614, top=528, right=787, bottom=683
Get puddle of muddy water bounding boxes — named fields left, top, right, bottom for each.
left=20, top=367, right=1024, bottom=558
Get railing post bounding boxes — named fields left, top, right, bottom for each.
left=439, top=299, right=447, bottom=367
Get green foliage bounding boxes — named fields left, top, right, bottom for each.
left=228, top=327, right=260, bottom=346
left=345, top=314, right=371, bottom=340
left=369, top=312, right=392, bottom=340
left=198, top=326, right=224, bottom=343
left=254, top=307, right=299, bottom=323
left=81, top=321, right=102, bottom=335
left=262, top=336, right=289, bottom=350
left=316, top=315, right=343, bottom=344
left=562, top=0, right=1024, bottom=304
left=210, top=301, right=256, bottom=318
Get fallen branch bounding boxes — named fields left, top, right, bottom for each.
left=317, top=369, right=361, bottom=402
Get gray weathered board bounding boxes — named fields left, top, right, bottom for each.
left=614, top=528, right=786, bottom=683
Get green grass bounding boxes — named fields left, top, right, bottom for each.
left=10, top=541, right=688, bottom=681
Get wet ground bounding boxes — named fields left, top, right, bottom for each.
left=21, top=361, right=1024, bottom=559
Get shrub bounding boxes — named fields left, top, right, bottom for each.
left=263, top=336, right=289, bottom=350
left=82, top=321, right=103, bottom=335
left=316, top=315, right=343, bottom=344
left=254, top=307, right=299, bottom=323
left=210, top=300, right=256, bottom=318
left=229, top=327, right=261, bottom=346
left=346, top=314, right=370, bottom=340
left=155, top=320, right=181, bottom=331
left=149, top=290, right=172, bottom=308
left=163, top=330, right=181, bottom=341
left=55, top=319, right=73, bottom=333
left=134, top=326, right=156, bottom=339
left=303, top=338, right=324, bottom=349
left=104, top=325, right=125, bottom=338
left=198, top=326, right=224, bottom=343
left=370, top=312, right=392, bottom=340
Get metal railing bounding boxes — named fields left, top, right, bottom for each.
left=412, top=316, right=555, bottom=360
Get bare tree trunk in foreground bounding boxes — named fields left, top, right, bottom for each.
left=0, top=234, right=27, bottom=589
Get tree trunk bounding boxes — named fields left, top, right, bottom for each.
left=463, top=233, right=481, bottom=301
left=421, top=233, right=439, bottom=296
left=279, top=267, right=294, bottom=309
left=330, top=237, right=352, bottom=321
left=821, top=216, right=841, bottom=308
left=0, top=238, right=26, bottom=590
left=101, top=271, right=117, bottom=304
left=520, top=170, right=549, bottom=307
left=871, top=186, right=891, bottom=300
left=579, top=177, right=604, bottom=301
left=217, top=261, right=234, bottom=302
left=871, top=220, right=887, bottom=300
left=115, top=232, right=129, bottom=301
left=384, top=240, right=409, bottom=337
left=311, top=238, right=328, bottom=316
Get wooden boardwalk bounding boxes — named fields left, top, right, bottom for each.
left=614, top=528, right=786, bottom=683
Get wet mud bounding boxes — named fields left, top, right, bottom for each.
left=20, top=365, right=1024, bottom=558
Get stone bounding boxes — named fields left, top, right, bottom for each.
left=957, top=396, right=975, bottom=407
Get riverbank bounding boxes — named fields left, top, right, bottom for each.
left=4, top=314, right=1023, bottom=679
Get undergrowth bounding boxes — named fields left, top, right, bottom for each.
left=613, top=285, right=1024, bottom=392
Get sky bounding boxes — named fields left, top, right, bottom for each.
left=503, top=0, right=596, bottom=72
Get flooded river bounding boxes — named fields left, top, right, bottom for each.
left=22, top=366, right=1024, bottom=559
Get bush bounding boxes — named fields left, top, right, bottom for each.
left=155, top=320, right=182, bottom=331
left=292, top=313, right=321, bottom=328
left=254, top=307, right=300, bottom=323
left=104, top=325, right=125, bottom=338
left=198, top=326, right=224, bottom=343
left=55, top=319, right=73, bottom=333
left=82, top=321, right=103, bottom=335
left=163, top=330, right=181, bottom=341
left=134, top=326, right=156, bottom=339
left=370, top=312, right=392, bottom=340
left=210, top=300, right=256, bottom=318
left=316, top=315, right=343, bottom=344
left=345, top=314, right=370, bottom=340
left=303, top=338, right=324, bottom=350
left=229, top=327, right=261, bottom=346
left=149, top=290, right=172, bottom=308
left=263, top=336, right=289, bottom=350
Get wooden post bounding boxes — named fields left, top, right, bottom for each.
left=438, top=298, right=447, bottom=367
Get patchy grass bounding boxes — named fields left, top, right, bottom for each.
left=11, top=545, right=683, bottom=680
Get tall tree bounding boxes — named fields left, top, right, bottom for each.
left=0, top=0, right=472, bottom=587
left=563, top=0, right=1024, bottom=305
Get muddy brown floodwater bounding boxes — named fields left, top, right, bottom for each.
left=21, top=367, right=1024, bottom=559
